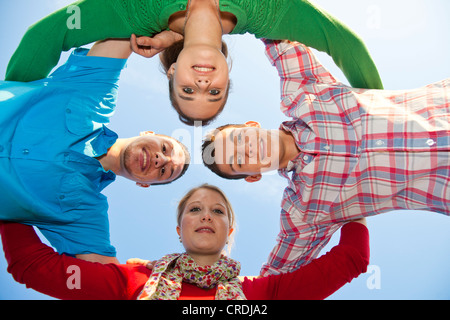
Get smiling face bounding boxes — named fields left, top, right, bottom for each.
left=211, top=124, right=282, bottom=181
left=121, top=133, right=187, bottom=186
left=169, top=45, right=230, bottom=122
left=176, top=187, right=234, bottom=262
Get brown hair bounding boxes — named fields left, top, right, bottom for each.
left=160, top=40, right=231, bottom=126
left=201, top=124, right=248, bottom=180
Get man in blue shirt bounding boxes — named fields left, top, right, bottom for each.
left=0, top=39, right=190, bottom=264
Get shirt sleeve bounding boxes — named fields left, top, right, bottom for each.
left=243, top=222, right=370, bottom=300
left=260, top=203, right=343, bottom=276
left=5, top=0, right=133, bottom=82
left=46, top=48, right=127, bottom=90
left=0, top=221, right=151, bottom=300
left=263, top=39, right=338, bottom=99
left=260, top=0, right=383, bottom=90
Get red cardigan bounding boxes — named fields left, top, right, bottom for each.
left=0, top=222, right=369, bottom=300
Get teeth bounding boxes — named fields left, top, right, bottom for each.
left=142, top=150, right=147, bottom=170
left=193, top=66, right=214, bottom=72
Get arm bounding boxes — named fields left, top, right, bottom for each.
left=264, top=39, right=338, bottom=101
left=261, top=0, right=383, bottom=90
left=87, top=38, right=133, bottom=59
left=5, top=0, right=137, bottom=82
left=244, top=220, right=370, bottom=300
left=75, top=253, right=119, bottom=264
left=0, top=222, right=151, bottom=299
left=260, top=206, right=343, bottom=276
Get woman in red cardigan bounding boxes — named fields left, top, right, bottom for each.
left=0, top=184, right=369, bottom=300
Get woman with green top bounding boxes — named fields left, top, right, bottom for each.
left=5, top=0, right=383, bottom=125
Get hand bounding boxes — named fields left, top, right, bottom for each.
left=126, top=258, right=155, bottom=269
left=351, top=217, right=367, bottom=227
left=130, top=31, right=184, bottom=58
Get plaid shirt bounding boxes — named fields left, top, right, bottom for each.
left=260, top=39, right=450, bottom=276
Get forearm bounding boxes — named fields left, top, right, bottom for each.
left=264, top=0, right=383, bottom=89
left=76, top=253, right=120, bottom=264
left=0, top=222, right=130, bottom=299
left=5, top=0, right=133, bottom=82
left=270, top=222, right=370, bottom=300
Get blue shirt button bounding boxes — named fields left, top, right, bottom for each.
left=22, top=149, right=29, bottom=155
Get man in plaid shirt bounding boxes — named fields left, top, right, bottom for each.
left=202, top=39, right=450, bottom=276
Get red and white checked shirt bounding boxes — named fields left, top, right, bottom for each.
left=260, top=39, right=450, bottom=276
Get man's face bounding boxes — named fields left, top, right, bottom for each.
left=121, top=133, right=187, bottom=186
left=211, top=125, right=281, bottom=180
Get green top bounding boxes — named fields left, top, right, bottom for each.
left=5, top=0, right=383, bottom=89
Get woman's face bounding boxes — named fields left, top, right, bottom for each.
left=169, top=45, right=230, bottom=121
left=177, top=188, right=233, bottom=259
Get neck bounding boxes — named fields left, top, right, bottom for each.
left=97, top=139, right=126, bottom=175
left=278, top=129, right=301, bottom=169
left=188, top=252, right=222, bottom=267
left=169, top=0, right=236, bottom=36
left=184, top=1, right=223, bottom=49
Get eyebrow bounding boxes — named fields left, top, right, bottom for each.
left=178, top=94, right=224, bottom=103
left=178, top=94, right=194, bottom=101
left=227, top=130, right=238, bottom=173
left=164, top=141, right=176, bottom=181
left=228, top=156, right=236, bottom=173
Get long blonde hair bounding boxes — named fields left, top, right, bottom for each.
left=177, top=184, right=236, bottom=255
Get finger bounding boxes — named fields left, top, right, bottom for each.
left=135, top=36, right=154, bottom=46
left=130, top=34, right=140, bottom=53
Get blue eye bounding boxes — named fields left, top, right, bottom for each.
left=209, top=89, right=220, bottom=95
left=183, top=88, right=194, bottom=94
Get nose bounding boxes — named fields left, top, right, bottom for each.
left=237, top=137, right=254, bottom=158
left=201, top=212, right=212, bottom=222
left=153, top=152, right=169, bottom=168
left=196, top=79, right=211, bottom=89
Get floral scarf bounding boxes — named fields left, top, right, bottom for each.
left=138, top=253, right=246, bottom=300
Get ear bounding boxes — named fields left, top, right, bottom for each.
left=244, top=121, right=261, bottom=128
left=228, top=227, right=234, bottom=237
left=176, top=226, right=181, bottom=236
left=140, top=131, right=154, bottom=136
left=166, top=63, right=176, bottom=79
left=136, top=182, right=150, bottom=188
left=244, top=174, right=261, bottom=183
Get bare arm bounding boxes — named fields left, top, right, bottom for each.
left=87, top=38, right=133, bottom=59
left=76, top=253, right=120, bottom=264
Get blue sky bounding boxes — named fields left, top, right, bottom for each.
left=1, top=0, right=449, bottom=300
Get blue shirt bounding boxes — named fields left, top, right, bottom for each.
left=0, top=49, right=127, bottom=256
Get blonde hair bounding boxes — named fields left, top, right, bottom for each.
left=177, top=184, right=236, bottom=255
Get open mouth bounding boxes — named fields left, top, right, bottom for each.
left=259, top=137, right=265, bottom=162
left=140, top=148, right=150, bottom=172
left=193, top=65, right=215, bottom=73
left=195, top=227, right=215, bottom=233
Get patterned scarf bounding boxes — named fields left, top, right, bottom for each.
left=138, top=253, right=246, bottom=300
